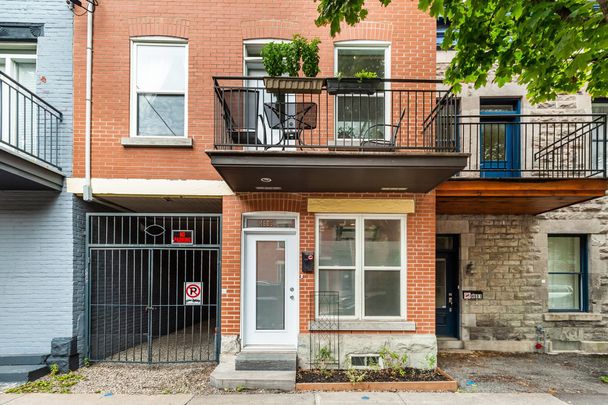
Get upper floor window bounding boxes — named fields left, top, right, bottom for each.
left=130, top=39, right=187, bottom=137
left=0, top=43, right=36, bottom=88
left=334, top=42, right=389, bottom=141
left=436, top=18, right=450, bottom=49
left=548, top=235, right=588, bottom=312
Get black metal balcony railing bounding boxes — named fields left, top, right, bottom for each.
left=213, top=77, right=454, bottom=152
left=0, top=70, right=63, bottom=169
left=449, top=114, right=607, bottom=178
left=213, top=76, right=608, bottom=180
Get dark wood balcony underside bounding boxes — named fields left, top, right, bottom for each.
left=207, top=151, right=469, bottom=193
left=436, top=179, right=608, bottom=215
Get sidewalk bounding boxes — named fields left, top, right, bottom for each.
left=0, top=392, right=584, bottom=405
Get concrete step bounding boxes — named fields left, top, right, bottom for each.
left=438, top=338, right=464, bottom=350
left=235, top=351, right=297, bottom=371
left=0, top=365, right=49, bottom=383
left=0, top=354, right=48, bottom=366
left=211, top=356, right=295, bottom=391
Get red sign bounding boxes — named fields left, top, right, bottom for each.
left=172, top=230, right=193, bottom=245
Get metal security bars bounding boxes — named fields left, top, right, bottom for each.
left=213, top=77, right=455, bottom=152
left=86, top=214, right=221, bottom=364
left=0, top=71, right=63, bottom=169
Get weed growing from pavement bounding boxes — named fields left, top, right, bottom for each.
left=5, top=364, right=85, bottom=394
left=601, top=376, right=608, bottom=384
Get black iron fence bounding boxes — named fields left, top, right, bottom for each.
left=87, top=214, right=221, bottom=364
left=453, top=114, right=607, bottom=178
left=213, top=77, right=454, bottom=152
left=0, top=70, right=62, bottom=169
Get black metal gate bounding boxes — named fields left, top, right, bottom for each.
left=86, top=214, right=221, bottom=363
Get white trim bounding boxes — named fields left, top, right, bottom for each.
left=66, top=177, right=234, bottom=196
left=130, top=39, right=188, bottom=138
left=315, top=213, right=407, bottom=321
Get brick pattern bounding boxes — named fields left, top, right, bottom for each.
left=0, top=0, right=77, bottom=356
left=72, top=0, right=436, bottom=179
left=221, top=192, right=436, bottom=337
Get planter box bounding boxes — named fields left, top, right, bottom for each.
left=263, top=77, right=324, bottom=94
left=296, top=368, right=458, bottom=392
left=326, top=78, right=382, bottom=95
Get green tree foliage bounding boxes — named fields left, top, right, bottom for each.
left=315, top=0, right=608, bottom=102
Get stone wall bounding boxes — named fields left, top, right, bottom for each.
left=438, top=214, right=608, bottom=352
left=437, top=50, right=608, bottom=352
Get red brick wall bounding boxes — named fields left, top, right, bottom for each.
left=72, top=0, right=436, bottom=179
left=221, top=192, right=436, bottom=336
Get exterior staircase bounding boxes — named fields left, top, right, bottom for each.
left=210, top=351, right=296, bottom=391
left=0, top=355, right=49, bottom=385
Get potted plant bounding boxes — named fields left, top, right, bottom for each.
left=326, top=69, right=382, bottom=95
left=262, top=35, right=324, bottom=94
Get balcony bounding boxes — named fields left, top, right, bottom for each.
left=436, top=113, right=608, bottom=214
left=0, top=71, right=63, bottom=190
left=206, top=77, right=469, bottom=193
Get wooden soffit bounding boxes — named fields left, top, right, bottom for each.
left=436, top=179, right=608, bottom=215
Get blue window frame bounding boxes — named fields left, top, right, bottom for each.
left=479, top=98, right=521, bottom=178
left=548, top=235, right=589, bottom=312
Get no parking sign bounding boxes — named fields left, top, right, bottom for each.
left=184, top=282, right=203, bottom=305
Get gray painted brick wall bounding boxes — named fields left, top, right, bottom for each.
left=0, top=0, right=76, bottom=356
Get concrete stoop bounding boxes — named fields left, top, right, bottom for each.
left=211, top=355, right=296, bottom=391
left=437, top=338, right=464, bottom=351
left=0, top=355, right=50, bottom=384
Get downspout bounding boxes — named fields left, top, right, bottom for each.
left=83, top=1, right=94, bottom=201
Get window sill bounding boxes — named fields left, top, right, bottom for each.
left=121, top=137, right=193, bottom=148
left=309, top=320, right=415, bottom=332
left=543, top=313, right=602, bottom=322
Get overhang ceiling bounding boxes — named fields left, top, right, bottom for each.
left=206, top=151, right=469, bottom=193
left=0, top=147, right=64, bottom=191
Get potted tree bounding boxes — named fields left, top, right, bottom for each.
left=262, top=35, right=324, bottom=94
left=326, top=70, right=382, bottom=95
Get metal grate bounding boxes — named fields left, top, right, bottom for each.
left=86, top=214, right=221, bottom=364
left=309, top=291, right=340, bottom=369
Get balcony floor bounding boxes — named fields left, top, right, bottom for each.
left=207, top=150, right=469, bottom=193
left=436, top=179, right=608, bottom=215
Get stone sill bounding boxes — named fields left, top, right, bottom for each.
left=121, top=137, right=193, bottom=148
left=309, top=320, right=415, bottom=331
left=543, top=312, right=603, bottom=322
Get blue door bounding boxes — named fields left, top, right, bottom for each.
left=480, top=99, right=521, bottom=178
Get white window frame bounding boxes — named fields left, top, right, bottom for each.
left=130, top=37, right=188, bottom=138
left=0, top=44, right=37, bottom=146
left=333, top=41, right=391, bottom=145
left=315, top=213, right=407, bottom=321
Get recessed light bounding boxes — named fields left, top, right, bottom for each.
left=381, top=187, right=408, bottom=191
left=260, top=177, right=272, bottom=183
left=255, top=186, right=282, bottom=190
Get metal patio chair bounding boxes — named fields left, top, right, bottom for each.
left=217, top=88, right=267, bottom=146
left=359, top=108, right=407, bottom=151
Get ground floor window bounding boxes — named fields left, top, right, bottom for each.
left=548, top=235, right=588, bottom=312
left=316, top=215, right=405, bottom=319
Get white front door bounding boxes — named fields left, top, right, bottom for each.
left=243, top=231, right=299, bottom=348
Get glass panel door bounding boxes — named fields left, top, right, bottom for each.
left=256, top=240, right=286, bottom=330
